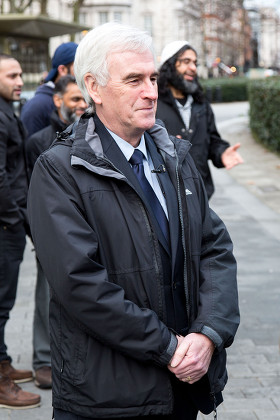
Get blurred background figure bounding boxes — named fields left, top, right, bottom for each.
left=20, top=42, right=77, bottom=390
left=21, top=42, right=78, bottom=137
left=27, top=75, right=87, bottom=170
left=156, top=41, right=243, bottom=199
left=0, top=53, right=40, bottom=409
left=26, top=75, right=87, bottom=389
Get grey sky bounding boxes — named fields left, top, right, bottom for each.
left=244, top=0, right=280, bottom=12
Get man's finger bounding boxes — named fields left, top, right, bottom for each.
left=169, top=339, right=191, bottom=368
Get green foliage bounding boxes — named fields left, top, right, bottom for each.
left=248, top=77, right=280, bottom=153
left=200, top=77, right=249, bottom=103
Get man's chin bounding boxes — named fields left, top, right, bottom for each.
left=142, top=116, right=156, bottom=130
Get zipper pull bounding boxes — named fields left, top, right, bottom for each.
left=60, top=359, right=64, bottom=373
left=210, top=392, right=217, bottom=420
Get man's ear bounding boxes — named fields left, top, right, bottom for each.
left=57, top=64, right=68, bottom=77
left=84, top=73, right=102, bottom=105
left=53, top=93, right=62, bottom=109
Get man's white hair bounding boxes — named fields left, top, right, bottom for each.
left=74, top=22, right=155, bottom=109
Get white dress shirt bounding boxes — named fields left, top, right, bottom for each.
left=106, top=128, right=169, bottom=218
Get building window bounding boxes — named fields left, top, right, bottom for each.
left=99, top=11, right=109, bottom=25
left=79, top=12, right=87, bottom=25
left=144, top=14, right=153, bottom=36
left=114, top=11, right=122, bottom=23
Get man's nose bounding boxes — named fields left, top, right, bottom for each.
left=142, top=80, right=157, bottom=100
left=17, top=76, right=24, bottom=86
left=79, top=98, right=88, bottom=108
left=189, top=62, right=197, bottom=72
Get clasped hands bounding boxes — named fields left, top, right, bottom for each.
left=168, top=333, right=215, bottom=384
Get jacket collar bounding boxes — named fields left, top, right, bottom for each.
left=50, top=110, right=68, bottom=133
left=68, top=112, right=191, bottom=166
left=0, top=96, right=15, bottom=119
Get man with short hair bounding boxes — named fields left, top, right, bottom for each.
left=21, top=40, right=77, bottom=389
left=26, top=75, right=87, bottom=389
left=27, top=75, right=87, bottom=170
left=156, top=41, right=243, bottom=199
left=0, top=53, right=40, bottom=409
left=21, top=42, right=78, bottom=137
left=28, top=23, right=239, bottom=420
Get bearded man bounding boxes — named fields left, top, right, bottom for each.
left=27, top=75, right=87, bottom=171
left=25, top=75, right=87, bottom=389
left=156, top=41, right=243, bottom=199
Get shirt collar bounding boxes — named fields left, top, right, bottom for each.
left=105, top=127, right=147, bottom=162
left=175, top=94, right=193, bottom=110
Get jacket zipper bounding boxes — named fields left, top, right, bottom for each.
left=174, top=150, right=190, bottom=321
left=75, top=154, right=165, bottom=321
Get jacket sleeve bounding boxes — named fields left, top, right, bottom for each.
left=27, top=150, right=177, bottom=366
left=26, top=132, right=45, bottom=174
left=206, top=102, right=230, bottom=168
left=189, top=172, right=240, bottom=351
left=0, top=113, right=22, bottom=222
left=21, top=96, right=54, bottom=138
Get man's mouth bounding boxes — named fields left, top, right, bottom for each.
left=75, top=108, right=86, bottom=114
left=184, top=74, right=194, bottom=81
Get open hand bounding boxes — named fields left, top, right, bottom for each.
left=221, top=143, right=244, bottom=169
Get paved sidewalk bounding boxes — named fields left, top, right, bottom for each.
left=2, top=105, right=280, bottom=419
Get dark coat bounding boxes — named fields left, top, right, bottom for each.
left=0, top=96, right=29, bottom=225
left=21, top=83, right=55, bottom=137
left=156, top=90, right=230, bottom=198
left=27, top=113, right=239, bottom=418
left=26, top=110, right=68, bottom=173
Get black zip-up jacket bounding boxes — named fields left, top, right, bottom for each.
left=26, top=110, right=68, bottom=173
left=156, top=90, right=230, bottom=198
left=0, top=96, right=29, bottom=225
left=27, top=113, right=239, bottom=418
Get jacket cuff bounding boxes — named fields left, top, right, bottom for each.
left=162, top=332, right=177, bottom=364
left=200, top=325, right=223, bottom=349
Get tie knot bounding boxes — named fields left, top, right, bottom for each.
left=129, top=149, right=144, bottom=166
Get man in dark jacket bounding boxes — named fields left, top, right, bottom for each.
left=21, top=40, right=77, bottom=390
left=21, top=42, right=78, bottom=138
left=156, top=41, right=243, bottom=199
left=27, top=75, right=87, bottom=170
left=0, top=53, right=40, bottom=408
left=26, top=75, right=87, bottom=389
left=27, top=23, right=239, bottom=420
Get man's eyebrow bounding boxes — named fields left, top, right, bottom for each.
left=8, top=72, right=22, bottom=77
left=122, top=71, right=159, bottom=81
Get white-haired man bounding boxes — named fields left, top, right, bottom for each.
left=27, top=23, right=239, bottom=420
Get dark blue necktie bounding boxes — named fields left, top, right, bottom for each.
left=129, top=149, right=170, bottom=244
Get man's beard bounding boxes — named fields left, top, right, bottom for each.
left=170, top=73, right=199, bottom=97
left=60, top=103, right=80, bottom=124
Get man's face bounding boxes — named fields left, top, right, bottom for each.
left=55, top=83, right=87, bottom=124
left=175, top=49, right=197, bottom=81
left=0, top=58, right=23, bottom=102
left=92, top=50, right=158, bottom=143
